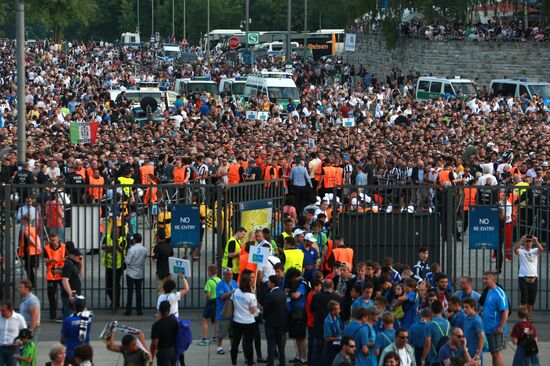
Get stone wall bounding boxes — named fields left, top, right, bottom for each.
left=344, top=34, right=550, bottom=87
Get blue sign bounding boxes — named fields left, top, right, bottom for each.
left=469, top=206, right=499, bottom=249
left=171, top=205, right=201, bottom=248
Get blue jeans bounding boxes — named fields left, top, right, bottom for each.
left=61, top=292, right=72, bottom=319
left=0, top=346, right=16, bottom=366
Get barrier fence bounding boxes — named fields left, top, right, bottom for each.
left=1, top=180, right=285, bottom=312
left=1, top=182, right=549, bottom=310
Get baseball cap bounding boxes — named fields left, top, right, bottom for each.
left=223, top=267, right=233, bottom=273
left=74, top=296, right=86, bottom=309
left=304, top=233, right=315, bottom=242
left=293, top=229, right=305, bottom=236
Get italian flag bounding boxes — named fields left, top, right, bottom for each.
left=70, top=121, right=99, bottom=144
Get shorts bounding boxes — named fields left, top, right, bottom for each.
left=487, top=332, right=507, bottom=353
left=217, top=319, right=233, bottom=339
left=519, top=277, right=538, bottom=306
left=202, top=299, right=217, bottom=321
left=156, top=274, right=173, bottom=294
left=288, top=318, right=306, bottom=340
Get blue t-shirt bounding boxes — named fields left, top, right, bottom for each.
left=351, top=296, right=375, bottom=312
left=323, top=314, right=343, bottom=340
left=216, top=279, right=239, bottom=320
left=400, top=291, right=419, bottom=329
left=199, top=104, right=210, bottom=116
left=374, top=328, right=395, bottom=356
left=287, top=281, right=307, bottom=312
left=343, top=319, right=362, bottom=338
left=453, top=290, right=481, bottom=304
left=409, top=320, right=429, bottom=348
left=425, top=316, right=451, bottom=363
left=298, top=244, right=319, bottom=281
left=439, top=343, right=467, bottom=364
left=463, top=314, right=484, bottom=360
left=354, top=323, right=377, bottom=366
left=482, top=287, right=509, bottom=334
left=449, top=309, right=467, bottom=329
left=61, top=314, right=92, bottom=360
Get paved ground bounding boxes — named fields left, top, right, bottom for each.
left=35, top=309, right=550, bottom=365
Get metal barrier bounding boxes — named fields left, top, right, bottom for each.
left=331, top=184, right=550, bottom=311
left=1, top=180, right=285, bottom=311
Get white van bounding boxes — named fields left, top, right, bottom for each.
left=243, top=71, right=299, bottom=108
left=156, top=44, right=181, bottom=61
left=253, top=41, right=300, bottom=56
left=219, top=77, right=247, bottom=100
left=120, top=33, right=141, bottom=47
left=415, top=76, right=477, bottom=100
left=175, top=77, right=219, bottom=97
left=490, top=78, right=550, bottom=105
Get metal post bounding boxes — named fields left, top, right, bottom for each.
left=151, top=0, right=154, bottom=40
left=286, top=0, right=292, bottom=62
left=303, top=0, right=307, bottom=60
left=245, top=0, right=250, bottom=67
left=206, top=0, right=210, bottom=55
left=172, top=0, right=175, bottom=39
left=16, top=0, right=26, bottom=165
left=3, top=185, right=12, bottom=300
left=137, top=0, right=140, bottom=33
left=183, top=0, right=186, bottom=40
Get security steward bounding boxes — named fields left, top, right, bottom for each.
left=44, top=233, right=66, bottom=321
left=102, top=223, right=127, bottom=309
left=281, top=236, right=305, bottom=273
left=222, top=227, right=247, bottom=281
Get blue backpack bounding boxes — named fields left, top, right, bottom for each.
left=175, top=317, right=192, bottom=356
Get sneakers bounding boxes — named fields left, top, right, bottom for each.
left=216, top=347, right=225, bottom=355
left=197, top=338, right=209, bottom=346
left=209, top=337, right=217, bottom=344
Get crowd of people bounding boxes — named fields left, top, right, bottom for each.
left=0, top=27, right=547, bottom=366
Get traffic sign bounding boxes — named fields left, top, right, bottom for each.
left=228, top=37, right=241, bottom=49
left=247, top=32, right=260, bottom=45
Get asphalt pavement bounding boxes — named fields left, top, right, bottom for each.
left=35, top=308, right=550, bottom=365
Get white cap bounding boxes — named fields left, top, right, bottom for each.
left=304, top=233, right=315, bottom=242
left=293, top=228, right=305, bottom=236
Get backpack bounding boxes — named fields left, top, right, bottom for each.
left=175, top=317, right=193, bottom=356
left=432, top=320, right=450, bottom=355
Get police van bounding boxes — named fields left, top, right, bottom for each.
left=415, top=76, right=477, bottom=100
left=219, top=77, right=247, bottom=101
left=156, top=44, right=182, bottom=61
left=174, top=77, right=219, bottom=97
left=490, top=78, right=550, bottom=105
left=243, top=71, right=299, bottom=108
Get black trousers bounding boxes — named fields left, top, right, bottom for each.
left=231, top=321, right=255, bottom=366
left=265, top=325, right=285, bottom=366
left=47, top=280, right=62, bottom=319
left=23, top=255, right=39, bottom=287
left=156, top=346, right=177, bottom=366
left=125, top=275, right=143, bottom=313
left=105, top=267, right=123, bottom=308
left=293, top=185, right=308, bottom=216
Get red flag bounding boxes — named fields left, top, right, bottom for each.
left=90, top=121, right=99, bottom=144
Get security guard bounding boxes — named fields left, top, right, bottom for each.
left=43, top=233, right=66, bottom=320
left=222, top=227, right=247, bottom=281
left=281, top=236, right=304, bottom=273
left=101, top=223, right=127, bottom=309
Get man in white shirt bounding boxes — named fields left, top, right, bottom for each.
left=514, top=235, right=544, bottom=318
left=0, top=300, right=27, bottom=365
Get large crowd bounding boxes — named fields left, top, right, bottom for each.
left=0, top=34, right=547, bottom=366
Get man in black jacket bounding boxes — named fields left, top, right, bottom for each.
left=310, top=279, right=342, bottom=366
left=263, top=275, right=287, bottom=366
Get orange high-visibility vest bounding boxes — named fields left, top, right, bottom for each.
left=75, top=168, right=86, bottom=179
left=463, top=187, right=477, bottom=211
left=332, top=247, right=354, bottom=271
left=314, top=162, right=323, bottom=181
left=173, top=166, right=186, bottom=184
left=144, top=186, right=158, bottom=205
left=88, top=175, right=105, bottom=200
left=323, top=166, right=336, bottom=188
left=335, top=167, right=344, bottom=186
left=228, top=163, right=242, bottom=185
left=237, top=248, right=257, bottom=283
left=321, top=239, right=334, bottom=273
left=140, top=165, right=154, bottom=184
left=44, top=243, right=66, bottom=281
left=18, top=226, right=42, bottom=257
left=438, top=170, right=451, bottom=185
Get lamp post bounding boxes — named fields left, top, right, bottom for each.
left=206, top=0, right=210, bottom=55
left=303, top=0, right=308, bottom=60
left=183, top=0, right=186, bottom=40
left=16, top=0, right=26, bottom=165
left=286, top=0, right=291, bottom=62
left=151, top=0, right=154, bottom=40
left=137, top=0, right=140, bottom=33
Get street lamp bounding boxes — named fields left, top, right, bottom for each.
left=16, top=0, right=26, bottom=165
left=286, top=0, right=291, bottom=62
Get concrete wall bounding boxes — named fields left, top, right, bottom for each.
left=344, top=33, right=550, bottom=87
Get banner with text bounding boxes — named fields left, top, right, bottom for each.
left=171, top=205, right=201, bottom=248
left=468, top=206, right=499, bottom=249
left=168, top=257, right=191, bottom=276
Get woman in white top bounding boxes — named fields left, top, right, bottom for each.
left=230, top=272, right=257, bottom=366
left=155, top=275, right=189, bottom=318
